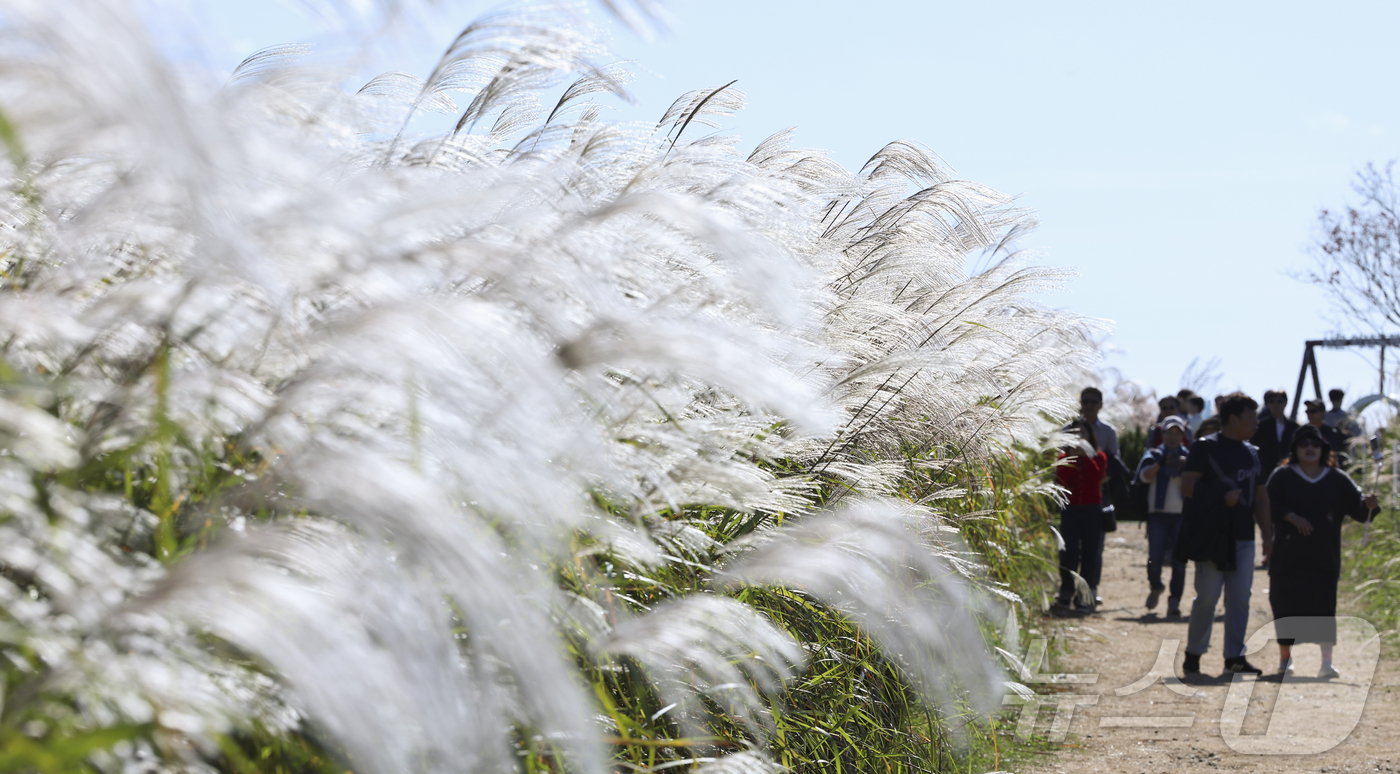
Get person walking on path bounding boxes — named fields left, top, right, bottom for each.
left=1136, top=416, right=1190, bottom=616
left=1055, top=419, right=1108, bottom=613
left=1147, top=396, right=1194, bottom=448
left=1252, top=389, right=1297, bottom=571
left=1304, top=398, right=1351, bottom=468
left=1176, top=388, right=1198, bottom=417
left=1184, top=394, right=1207, bottom=435
left=1266, top=424, right=1378, bottom=678
left=1147, top=396, right=1179, bottom=447
left=1194, top=415, right=1221, bottom=438
left=1079, top=386, right=1119, bottom=459
left=1252, top=389, right=1297, bottom=477
left=1178, top=392, right=1273, bottom=676
left=1303, top=399, right=1347, bottom=455
left=1079, top=386, right=1124, bottom=606
left=1324, top=388, right=1363, bottom=441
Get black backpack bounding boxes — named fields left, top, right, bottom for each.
left=1106, top=452, right=1148, bottom=522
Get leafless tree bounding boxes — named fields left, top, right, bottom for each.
left=1306, top=162, right=1400, bottom=331
left=1179, top=355, right=1224, bottom=398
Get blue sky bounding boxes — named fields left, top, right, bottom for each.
left=198, top=0, right=1400, bottom=421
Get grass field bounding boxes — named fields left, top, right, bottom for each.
left=0, top=2, right=1098, bottom=772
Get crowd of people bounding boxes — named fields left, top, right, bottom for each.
left=1053, top=386, right=1378, bottom=678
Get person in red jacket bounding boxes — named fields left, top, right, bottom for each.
left=1055, top=418, right=1108, bottom=612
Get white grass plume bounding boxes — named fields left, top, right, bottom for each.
left=596, top=595, right=803, bottom=742
left=0, top=1, right=1100, bottom=771
left=721, top=500, right=1006, bottom=718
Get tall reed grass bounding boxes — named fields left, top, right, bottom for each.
left=0, top=1, right=1099, bottom=771
left=1346, top=424, right=1400, bottom=650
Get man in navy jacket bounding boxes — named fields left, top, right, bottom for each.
left=1180, top=393, right=1272, bottom=676
left=1251, top=389, right=1297, bottom=477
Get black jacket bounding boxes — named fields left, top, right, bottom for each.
left=1102, top=451, right=1138, bottom=520
left=1251, top=413, right=1298, bottom=475
left=1267, top=465, right=1375, bottom=578
left=1311, top=423, right=1347, bottom=462
left=1173, top=476, right=1242, bottom=570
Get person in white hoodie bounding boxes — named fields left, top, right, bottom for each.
left=1135, top=415, right=1189, bottom=616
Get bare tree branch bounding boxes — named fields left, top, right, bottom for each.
left=1305, top=161, right=1400, bottom=332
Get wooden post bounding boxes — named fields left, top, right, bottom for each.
left=1309, top=347, right=1323, bottom=404
left=1291, top=343, right=1311, bottom=423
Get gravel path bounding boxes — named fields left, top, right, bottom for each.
left=1020, top=524, right=1400, bottom=774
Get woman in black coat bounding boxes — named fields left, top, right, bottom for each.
left=1265, top=424, right=1378, bottom=677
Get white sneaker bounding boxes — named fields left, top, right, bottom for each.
left=1278, top=659, right=1294, bottom=676
left=1319, top=663, right=1341, bottom=679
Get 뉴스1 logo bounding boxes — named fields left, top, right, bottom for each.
left=1001, top=616, right=1379, bottom=754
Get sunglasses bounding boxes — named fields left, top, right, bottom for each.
left=1297, top=439, right=1323, bottom=448
left=1080, top=399, right=1101, bottom=405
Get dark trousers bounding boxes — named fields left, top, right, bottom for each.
left=1146, top=512, right=1186, bottom=601
left=1270, top=571, right=1339, bottom=646
left=1058, top=504, right=1105, bottom=602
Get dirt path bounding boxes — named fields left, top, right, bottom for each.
left=1019, top=524, right=1400, bottom=774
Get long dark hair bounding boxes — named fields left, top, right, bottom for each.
left=1278, top=452, right=1337, bottom=469
left=1064, top=418, right=1099, bottom=452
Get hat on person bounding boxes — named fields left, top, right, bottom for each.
left=1290, top=424, right=1332, bottom=462
left=1304, top=399, right=1326, bottom=413
left=1160, top=415, right=1188, bottom=434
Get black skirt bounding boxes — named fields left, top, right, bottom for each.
left=1268, top=571, right=1338, bottom=644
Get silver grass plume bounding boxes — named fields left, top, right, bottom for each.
left=0, top=1, right=1099, bottom=772
left=721, top=500, right=1005, bottom=718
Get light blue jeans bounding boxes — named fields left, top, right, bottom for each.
left=1186, top=540, right=1256, bottom=659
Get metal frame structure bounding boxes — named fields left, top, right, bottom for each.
left=1291, top=335, right=1400, bottom=422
